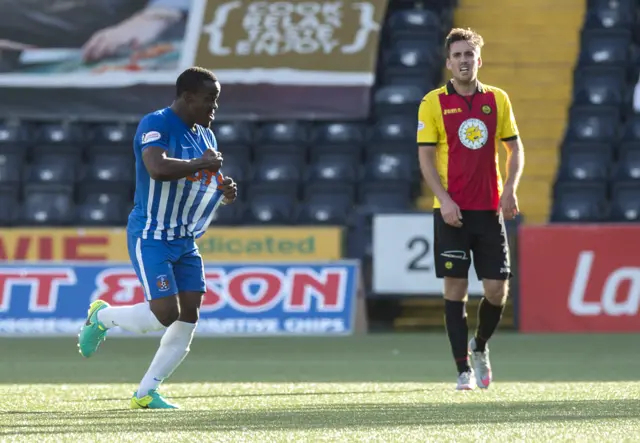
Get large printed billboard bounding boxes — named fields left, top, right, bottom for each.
left=0, top=0, right=389, bottom=119
left=0, top=261, right=359, bottom=336
left=0, top=227, right=343, bottom=262
left=519, top=225, right=640, bottom=333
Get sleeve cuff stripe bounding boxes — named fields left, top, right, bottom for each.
left=418, top=142, right=437, bottom=146
left=501, top=135, right=518, bottom=142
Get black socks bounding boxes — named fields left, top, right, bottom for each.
left=444, top=300, right=470, bottom=374
left=475, top=297, right=505, bottom=352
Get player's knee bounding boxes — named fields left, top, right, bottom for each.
left=149, top=297, right=180, bottom=327
left=177, top=291, right=204, bottom=324
left=178, top=307, right=199, bottom=324
left=483, top=279, right=508, bottom=305
left=443, top=277, right=468, bottom=301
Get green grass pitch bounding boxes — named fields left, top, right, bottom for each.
left=1, top=333, right=639, bottom=442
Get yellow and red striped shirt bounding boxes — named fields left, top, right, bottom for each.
left=417, top=80, right=519, bottom=210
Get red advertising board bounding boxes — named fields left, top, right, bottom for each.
left=520, top=225, right=640, bottom=332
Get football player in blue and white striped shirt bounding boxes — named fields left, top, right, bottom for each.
left=78, top=67, right=237, bottom=410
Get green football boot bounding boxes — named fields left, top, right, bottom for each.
left=130, top=390, right=180, bottom=409
left=77, top=300, right=109, bottom=358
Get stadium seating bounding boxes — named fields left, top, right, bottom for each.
left=552, top=0, right=640, bottom=223
left=0, top=0, right=455, bottom=229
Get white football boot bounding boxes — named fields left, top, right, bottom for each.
left=469, top=337, right=492, bottom=389
left=456, top=369, right=476, bottom=390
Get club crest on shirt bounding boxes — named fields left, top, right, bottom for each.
left=156, top=275, right=170, bottom=292
left=458, top=118, right=488, bottom=150
left=482, top=105, right=492, bottom=115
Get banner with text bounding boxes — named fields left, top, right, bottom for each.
left=0, top=0, right=388, bottom=119
left=372, top=213, right=484, bottom=296
left=0, top=227, right=343, bottom=263
left=0, top=261, right=359, bottom=336
left=519, top=225, right=640, bottom=333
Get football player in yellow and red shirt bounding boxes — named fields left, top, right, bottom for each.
left=417, top=28, right=525, bottom=391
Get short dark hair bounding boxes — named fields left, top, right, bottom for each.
left=445, top=28, right=484, bottom=55
left=176, top=67, right=218, bottom=96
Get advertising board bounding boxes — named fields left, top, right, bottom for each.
left=0, top=261, right=359, bottom=336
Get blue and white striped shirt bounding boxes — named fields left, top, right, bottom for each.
left=127, top=107, right=224, bottom=241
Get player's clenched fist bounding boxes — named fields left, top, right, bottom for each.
left=201, top=149, right=222, bottom=173
left=220, top=177, right=238, bottom=204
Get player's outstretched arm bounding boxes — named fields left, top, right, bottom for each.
left=142, top=146, right=222, bottom=182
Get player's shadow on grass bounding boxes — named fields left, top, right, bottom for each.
left=2, top=399, right=639, bottom=435
left=66, top=388, right=429, bottom=402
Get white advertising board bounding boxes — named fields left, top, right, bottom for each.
left=372, top=213, right=484, bottom=296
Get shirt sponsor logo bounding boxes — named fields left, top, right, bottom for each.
left=142, top=131, right=161, bottom=144
left=458, top=118, right=488, bottom=150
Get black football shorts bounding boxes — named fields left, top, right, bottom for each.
left=433, top=209, right=512, bottom=281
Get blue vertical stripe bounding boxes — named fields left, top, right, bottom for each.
left=163, top=181, right=178, bottom=232
left=193, top=191, right=224, bottom=233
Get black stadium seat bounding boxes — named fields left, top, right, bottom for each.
left=0, top=152, right=23, bottom=185
left=83, top=154, right=133, bottom=190
left=243, top=193, right=296, bottom=225
left=212, top=121, right=254, bottom=145
left=26, top=155, right=78, bottom=186
left=0, top=119, right=28, bottom=146
left=296, top=196, right=351, bottom=225
left=208, top=201, right=243, bottom=226
left=77, top=192, right=127, bottom=226
left=572, top=77, right=624, bottom=106
left=620, top=115, right=640, bottom=142
left=256, top=121, right=307, bottom=146
left=311, top=122, right=365, bottom=146
left=382, top=40, right=441, bottom=85
left=306, top=155, right=359, bottom=184
left=573, top=66, right=626, bottom=92
left=387, top=9, right=441, bottom=42
left=0, top=188, right=18, bottom=226
left=610, top=182, right=640, bottom=222
left=557, top=146, right=612, bottom=182
left=551, top=182, right=608, bottom=222
left=309, top=122, right=364, bottom=160
left=614, top=149, right=640, bottom=181
left=583, top=7, right=633, bottom=30
left=373, top=85, right=423, bottom=118
left=251, top=155, right=302, bottom=186
left=303, top=182, right=356, bottom=206
left=90, top=121, right=136, bottom=145
left=368, top=116, right=417, bottom=152
left=363, top=152, right=414, bottom=183
left=564, top=107, right=620, bottom=142
left=359, top=182, right=412, bottom=210
left=578, top=29, right=631, bottom=67
left=21, top=188, right=75, bottom=226
left=35, top=121, right=85, bottom=145
left=588, top=0, right=635, bottom=17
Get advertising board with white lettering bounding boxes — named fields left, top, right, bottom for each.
left=519, top=225, right=640, bottom=333
left=0, top=261, right=359, bottom=336
left=372, top=213, right=484, bottom=296
left=0, top=0, right=389, bottom=119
